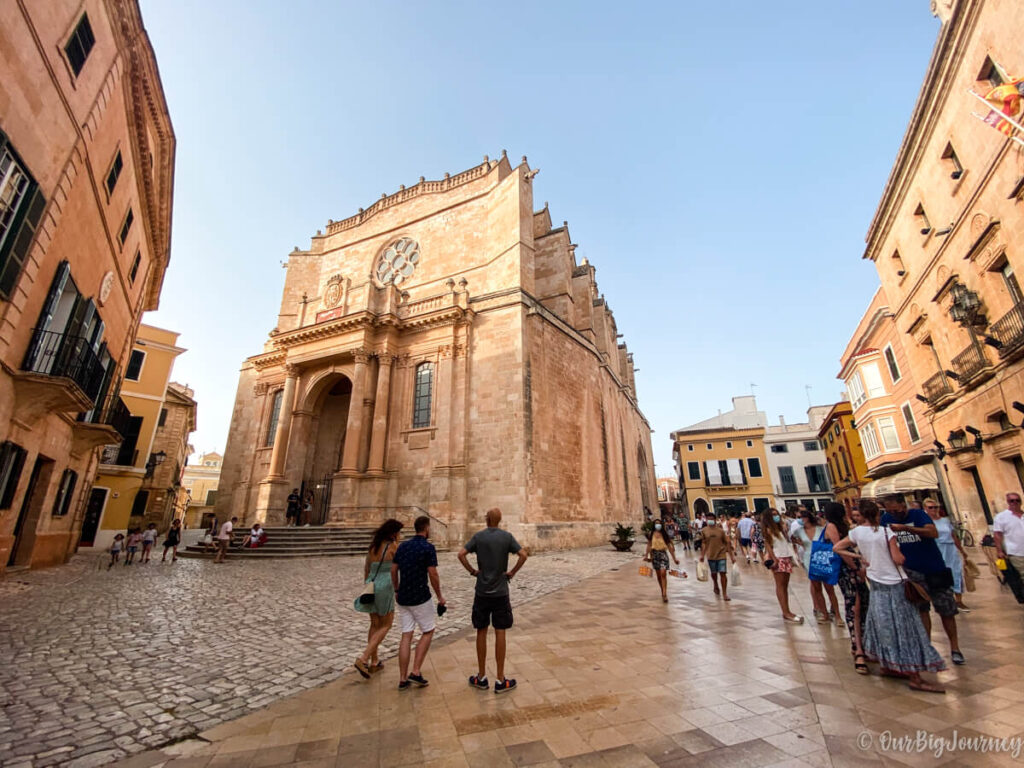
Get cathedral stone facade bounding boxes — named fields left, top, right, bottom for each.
left=215, top=154, right=656, bottom=549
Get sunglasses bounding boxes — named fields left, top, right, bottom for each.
left=1009, top=499, right=1022, bottom=504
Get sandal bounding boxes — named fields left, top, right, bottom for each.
left=854, top=654, right=869, bottom=675
left=371, top=661, right=384, bottom=673
left=354, top=659, right=370, bottom=679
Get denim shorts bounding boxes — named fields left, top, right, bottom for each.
left=708, top=558, right=728, bottom=574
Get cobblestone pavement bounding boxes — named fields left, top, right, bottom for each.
left=112, top=546, right=1023, bottom=768
left=0, top=546, right=639, bottom=767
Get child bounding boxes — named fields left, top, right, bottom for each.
left=108, top=533, right=125, bottom=570
left=141, top=522, right=158, bottom=563
left=162, top=519, right=182, bottom=562
left=125, top=528, right=143, bottom=565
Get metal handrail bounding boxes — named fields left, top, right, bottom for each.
left=990, top=300, right=1024, bottom=353
left=22, top=327, right=105, bottom=402
left=951, top=342, right=989, bottom=381
left=922, top=371, right=952, bottom=404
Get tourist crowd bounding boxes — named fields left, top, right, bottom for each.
left=645, top=489, right=1024, bottom=695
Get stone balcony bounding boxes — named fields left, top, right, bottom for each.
left=922, top=370, right=955, bottom=409
left=989, top=299, right=1024, bottom=361
left=950, top=340, right=994, bottom=389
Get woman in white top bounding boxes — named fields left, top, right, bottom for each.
left=761, top=509, right=803, bottom=624
left=833, top=500, right=946, bottom=693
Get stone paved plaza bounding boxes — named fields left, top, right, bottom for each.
left=102, top=545, right=1024, bottom=768
left=0, top=546, right=637, bottom=767
left=4, top=545, right=1024, bottom=768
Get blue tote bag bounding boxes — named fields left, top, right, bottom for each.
left=808, top=528, right=841, bottom=585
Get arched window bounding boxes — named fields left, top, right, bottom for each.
left=412, top=363, right=433, bottom=428
left=265, top=389, right=283, bottom=447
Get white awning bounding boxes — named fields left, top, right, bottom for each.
left=860, top=465, right=939, bottom=498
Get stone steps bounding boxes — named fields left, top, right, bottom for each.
left=178, top=525, right=377, bottom=560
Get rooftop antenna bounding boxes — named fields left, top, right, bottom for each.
left=805, top=384, right=813, bottom=408
left=750, top=382, right=757, bottom=397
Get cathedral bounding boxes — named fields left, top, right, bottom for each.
left=216, top=153, right=656, bottom=549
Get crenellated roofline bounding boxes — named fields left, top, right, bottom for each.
left=320, top=151, right=521, bottom=238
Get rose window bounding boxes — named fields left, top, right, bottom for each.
left=375, top=238, right=420, bottom=286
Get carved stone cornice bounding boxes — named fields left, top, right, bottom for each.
left=266, top=306, right=472, bottom=352
left=251, top=352, right=286, bottom=371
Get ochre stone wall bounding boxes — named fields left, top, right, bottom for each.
left=216, top=154, right=655, bottom=550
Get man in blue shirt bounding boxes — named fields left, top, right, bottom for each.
left=391, top=516, right=446, bottom=690
left=882, top=494, right=964, bottom=665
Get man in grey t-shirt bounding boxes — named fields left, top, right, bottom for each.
left=458, top=508, right=528, bottom=694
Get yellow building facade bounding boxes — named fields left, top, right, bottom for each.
left=181, top=451, right=221, bottom=529
left=817, top=401, right=870, bottom=511
left=672, top=426, right=775, bottom=518
left=84, top=325, right=186, bottom=549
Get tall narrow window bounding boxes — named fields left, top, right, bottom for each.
left=883, top=344, right=901, bottom=383
left=941, top=143, right=963, bottom=180
left=124, top=349, right=145, bottom=381
left=51, top=469, right=78, bottom=516
left=839, top=449, right=851, bottom=479
left=0, top=133, right=45, bottom=300
left=901, top=403, right=921, bottom=443
left=892, top=249, right=906, bottom=278
left=860, top=423, right=881, bottom=458
left=877, top=416, right=901, bottom=452
left=778, top=466, right=797, bottom=494
left=64, top=13, right=96, bottom=77
left=1001, top=261, right=1023, bottom=304
left=847, top=370, right=866, bottom=408
left=0, top=441, right=27, bottom=510
left=861, top=362, right=885, bottom=397
left=978, top=56, right=1005, bottom=89
left=264, top=389, right=283, bottom=447
left=129, top=251, right=141, bottom=284
left=746, top=457, right=762, bottom=478
left=914, top=203, right=931, bottom=235
left=412, top=362, right=434, bottom=428
left=119, top=207, right=134, bottom=246
left=687, top=461, right=701, bottom=481
left=130, top=489, right=149, bottom=517
left=105, top=151, right=123, bottom=196
left=158, top=408, right=168, bottom=427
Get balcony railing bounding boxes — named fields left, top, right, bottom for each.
left=990, top=300, right=1024, bottom=356
left=80, top=393, right=133, bottom=440
left=922, top=371, right=953, bottom=405
left=951, top=341, right=991, bottom=383
left=22, top=328, right=105, bottom=402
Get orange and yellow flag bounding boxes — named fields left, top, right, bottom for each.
left=982, top=75, right=1024, bottom=135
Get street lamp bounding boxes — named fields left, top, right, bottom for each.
left=947, top=430, right=967, bottom=451
left=949, top=282, right=983, bottom=326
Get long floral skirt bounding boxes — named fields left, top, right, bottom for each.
left=863, top=580, right=946, bottom=674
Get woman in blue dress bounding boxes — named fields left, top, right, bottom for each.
left=354, top=519, right=403, bottom=678
left=925, top=498, right=969, bottom=612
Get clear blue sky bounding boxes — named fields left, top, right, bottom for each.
left=142, top=0, right=940, bottom=478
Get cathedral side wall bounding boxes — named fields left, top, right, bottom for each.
left=214, top=364, right=261, bottom=524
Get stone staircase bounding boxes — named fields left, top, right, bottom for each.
left=177, top=526, right=377, bottom=560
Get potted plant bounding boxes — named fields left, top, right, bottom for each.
left=610, top=523, right=636, bottom=551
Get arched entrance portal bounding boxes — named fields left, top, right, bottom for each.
left=307, top=376, right=352, bottom=483
left=693, top=498, right=710, bottom=518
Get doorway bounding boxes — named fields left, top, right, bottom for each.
left=9, top=455, right=55, bottom=567
left=309, top=377, right=352, bottom=479
left=79, top=487, right=108, bottom=546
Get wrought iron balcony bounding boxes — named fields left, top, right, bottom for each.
left=990, top=300, right=1024, bottom=357
left=80, top=393, right=133, bottom=440
left=922, top=371, right=953, bottom=406
left=951, top=341, right=991, bottom=384
left=22, top=328, right=105, bottom=403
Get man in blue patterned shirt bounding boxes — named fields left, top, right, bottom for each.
left=391, top=516, right=446, bottom=690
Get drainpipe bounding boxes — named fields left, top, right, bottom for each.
left=933, top=455, right=961, bottom=524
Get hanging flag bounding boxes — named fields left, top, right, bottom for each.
left=982, top=79, right=1024, bottom=134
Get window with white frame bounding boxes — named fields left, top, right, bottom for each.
left=901, top=403, right=921, bottom=443
left=877, top=416, right=901, bottom=452
left=883, top=345, right=901, bottom=383
left=861, top=362, right=886, bottom=398
left=847, top=371, right=866, bottom=408
left=860, top=422, right=881, bottom=458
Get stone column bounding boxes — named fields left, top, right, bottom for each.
left=340, top=350, right=370, bottom=473
left=267, top=365, right=299, bottom=479
left=367, top=354, right=394, bottom=474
